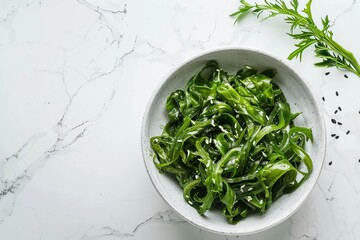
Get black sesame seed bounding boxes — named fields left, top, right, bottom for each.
left=322, top=97, right=325, bottom=101
left=325, top=72, right=330, bottom=75
left=331, top=119, right=337, bottom=124
left=331, top=134, right=336, bottom=137
left=338, top=106, right=342, bottom=111
left=334, top=110, right=338, bottom=114
left=346, top=130, right=350, bottom=135
left=344, top=74, right=348, bottom=78
left=329, top=161, right=333, bottom=166
left=335, top=135, right=340, bottom=139
left=338, top=122, right=343, bottom=126
left=336, top=91, right=339, bottom=96
left=358, top=159, right=360, bottom=163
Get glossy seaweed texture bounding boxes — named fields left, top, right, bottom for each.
left=150, top=61, right=313, bottom=224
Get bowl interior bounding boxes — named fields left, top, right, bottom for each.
left=141, top=48, right=326, bottom=235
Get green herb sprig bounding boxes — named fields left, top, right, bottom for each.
left=231, top=0, right=360, bottom=77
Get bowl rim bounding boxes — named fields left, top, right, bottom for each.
left=141, top=46, right=326, bottom=235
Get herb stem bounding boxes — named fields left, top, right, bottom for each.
left=232, top=0, right=360, bottom=77
left=322, top=36, right=360, bottom=76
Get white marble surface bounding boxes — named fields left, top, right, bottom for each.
left=1, top=0, right=360, bottom=239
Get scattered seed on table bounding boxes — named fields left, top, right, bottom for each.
left=335, top=135, right=340, bottom=139
left=325, top=72, right=330, bottom=75
left=322, top=97, right=325, bottom=101
left=334, top=110, right=338, bottom=114
left=344, top=74, right=348, bottom=78
left=331, top=134, right=336, bottom=137
left=331, top=119, right=337, bottom=124
left=338, top=122, right=343, bottom=126
left=359, top=159, right=360, bottom=163
left=338, top=106, right=342, bottom=111
left=336, top=91, right=339, bottom=96
left=346, top=130, right=350, bottom=135
left=329, top=161, right=333, bottom=166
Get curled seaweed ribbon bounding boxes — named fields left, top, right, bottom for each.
left=150, top=61, right=313, bottom=224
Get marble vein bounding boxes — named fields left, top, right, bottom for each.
left=0, top=0, right=22, bottom=23
left=0, top=35, right=141, bottom=225
left=78, top=210, right=186, bottom=240
left=91, top=38, right=137, bottom=81
left=0, top=40, right=136, bottom=225
left=0, top=134, right=45, bottom=166
left=331, top=0, right=357, bottom=27
left=35, top=69, right=73, bottom=99
left=0, top=95, right=114, bottom=222
left=76, top=0, right=127, bottom=42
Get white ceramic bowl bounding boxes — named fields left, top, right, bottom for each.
left=141, top=47, right=326, bottom=235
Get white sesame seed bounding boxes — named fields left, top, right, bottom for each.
left=219, top=125, right=229, bottom=133
left=207, top=95, right=214, bottom=100
left=246, top=196, right=253, bottom=202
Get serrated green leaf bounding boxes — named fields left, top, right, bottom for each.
left=291, top=0, right=299, bottom=11
left=288, top=39, right=317, bottom=61
left=230, top=0, right=360, bottom=77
